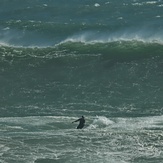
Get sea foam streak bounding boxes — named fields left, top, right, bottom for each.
left=61, top=29, right=163, bottom=45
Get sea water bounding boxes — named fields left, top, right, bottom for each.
left=0, top=0, right=163, bottom=163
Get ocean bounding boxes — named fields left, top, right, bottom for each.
left=0, top=0, right=163, bottom=162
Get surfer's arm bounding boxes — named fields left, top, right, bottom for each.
left=72, top=118, right=80, bottom=123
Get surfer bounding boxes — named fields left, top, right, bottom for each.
left=72, top=116, right=85, bottom=129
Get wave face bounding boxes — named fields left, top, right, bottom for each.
left=0, top=0, right=163, bottom=163
left=0, top=41, right=163, bottom=117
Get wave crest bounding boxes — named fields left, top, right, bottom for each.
left=1, top=39, right=163, bottom=62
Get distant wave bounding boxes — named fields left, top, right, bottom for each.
left=61, top=27, right=163, bottom=44
left=1, top=40, right=163, bottom=63
left=1, top=19, right=163, bottom=47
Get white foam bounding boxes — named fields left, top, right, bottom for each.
left=43, top=4, right=48, bottom=7
left=132, top=1, right=157, bottom=6
left=132, top=3, right=143, bottom=6
left=105, top=2, right=110, bottom=5
left=94, top=3, right=100, bottom=7
left=0, top=40, right=10, bottom=47
left=60, top=28, right=163, bottom=45
left=87, top=116, right=114, bottom=129
left=3, top=27, right=10, bottom=30
left=146, top=1, right=157, bottom=4
left=158, top=4, right=163, bottom=7
left=111, top=115, right=163, bottom=131
left=0, top=144, right=10, bottom=156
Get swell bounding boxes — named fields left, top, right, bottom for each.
left=0, top=41, right=163, bottom=62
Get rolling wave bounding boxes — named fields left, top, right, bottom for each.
left=0, top=40, right=163, bottom=62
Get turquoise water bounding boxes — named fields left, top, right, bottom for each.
left=0, top=0, right=163, bottom=163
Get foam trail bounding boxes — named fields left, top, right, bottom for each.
left=87, top=116, right=114, bottom=129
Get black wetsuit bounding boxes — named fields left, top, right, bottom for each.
left=74, top=117, right=85, bottom=129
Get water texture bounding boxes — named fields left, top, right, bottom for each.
left=0, top=0, right=163, bottom=162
